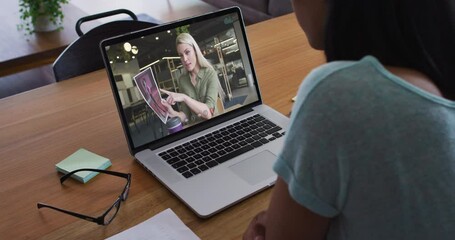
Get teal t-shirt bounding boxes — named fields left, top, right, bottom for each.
left=274, top=56, right=455, bottom=239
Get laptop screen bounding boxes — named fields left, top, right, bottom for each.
left=101, top=8, right=261, bottom=152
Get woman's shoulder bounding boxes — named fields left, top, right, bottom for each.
left=198, top=67, right=217, bottom=80
left=200, top=66, right=217, bottom=75
left=303, top=56, right=380, bottom=89
left=297, top=56, right=385, bottom=102
left=300, top=56, right=455, bottom=108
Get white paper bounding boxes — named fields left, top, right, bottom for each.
left=107, top=208, right=200, bottom=240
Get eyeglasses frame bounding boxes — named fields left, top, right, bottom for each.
left=37, top=168, right=131, bottom=225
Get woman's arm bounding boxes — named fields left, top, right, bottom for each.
left=244, top=177, right=330, bottom=240
left=160, top=89, right=214, bottom=119
left=161, top=99, right=188, bottom=123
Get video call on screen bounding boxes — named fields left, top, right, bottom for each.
left=105, top=13, right=259, bottom=148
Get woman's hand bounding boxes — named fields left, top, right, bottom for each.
left=160, top=88, right=213, bottom=120
left=161, top=100, right=178, bottom=117
left=243, top=178, right=330, bottom=240
left=161, top=100, right=187, bottom=123
left=160, top=89, right=187, bottom=105
left=243, top=211, right=267, bottom=240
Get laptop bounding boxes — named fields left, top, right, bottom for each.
left=100, top=7, right=290, bottom=218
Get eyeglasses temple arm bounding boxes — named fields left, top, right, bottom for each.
left=37, top=202, right=101, bottom=224
left=60, top=168, right=130, bottom=184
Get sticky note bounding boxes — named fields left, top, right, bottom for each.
left=55, top=148, right=112, bottom=183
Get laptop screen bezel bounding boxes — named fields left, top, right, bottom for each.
left=100, top=7, right=263, bottom=154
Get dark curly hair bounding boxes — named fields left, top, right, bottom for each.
left=324, top=0, right=455, bottom=99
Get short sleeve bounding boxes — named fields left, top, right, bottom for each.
left=274, top=62, right=353, bottom=218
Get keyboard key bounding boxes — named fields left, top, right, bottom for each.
left=172, top=160, right=187, bottom=169
left=199, top=165, right=209, bottom=171
left=160, top=154, right=171, bottom=160
left=206, top=160, right=218, bottom=168
left=190, top=168, right=201, bottom=175
left=168, top=151, right=178, bottom=157
left=224, top=147, right=234, bottom=152
left=251, top=141, right=263, bottom=148
left=266, top=126, right=282, bottom=135
left=263, top=120, right=277, bottom=126
left=254, top=115, right=265, bottom=121
left=238, top=140, right=247, bottom=146
left=216, top=145, right=254, bottom=164
left=178, top=153, right=188, bottom=160
left=186, top=156, right=196, bottom=162
left=272, top=132, right=282, bottom=138
left=182, top=171, right=193, bottom=178
left=167, top=157, right=179, bottom=165
left=177, top=166, right=189, bottom=173
left=231, top=143, right=241, bottom=149
left=210, top=153, right=220, bottom=159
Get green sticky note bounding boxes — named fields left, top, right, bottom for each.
left=55, top=148, right=112, bottom=183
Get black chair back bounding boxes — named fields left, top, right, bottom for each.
left=53, top=9, right=157, bottom=81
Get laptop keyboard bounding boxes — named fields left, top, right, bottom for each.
left=158, top=114, right=285, bottom=178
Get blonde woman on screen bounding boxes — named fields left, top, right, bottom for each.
left=161, top=33, right=225, bottom=124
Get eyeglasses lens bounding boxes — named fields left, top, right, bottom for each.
left=104, top=201, right=120, bottom=225
left=122, top=181, right=130, bottom=200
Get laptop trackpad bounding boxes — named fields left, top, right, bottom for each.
left=229, top=150, right=276, bottom=185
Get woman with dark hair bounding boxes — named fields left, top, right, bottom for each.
left=244, top=0, right=455, bottom=239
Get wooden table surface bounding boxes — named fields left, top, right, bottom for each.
left=0, top=0, right=92, bottom=76
left=0, top=14, right=325, bottom=239
left=0, top=0, right=217, bottom=77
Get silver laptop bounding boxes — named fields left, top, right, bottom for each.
left=100, top=7, right=289, bottom=218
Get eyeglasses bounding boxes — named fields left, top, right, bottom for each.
left=37, top=168, right=131, bottom=225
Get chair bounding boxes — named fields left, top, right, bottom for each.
left=216, top=96, right=225, bottom=115
left=52, top=9, right=158, bottom=81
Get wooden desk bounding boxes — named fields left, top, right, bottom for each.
left=0, top=1, right=96, bottom=77
left=0, top=0, right=217, bottom=77
left=0, top=14, right=324, bottom=239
